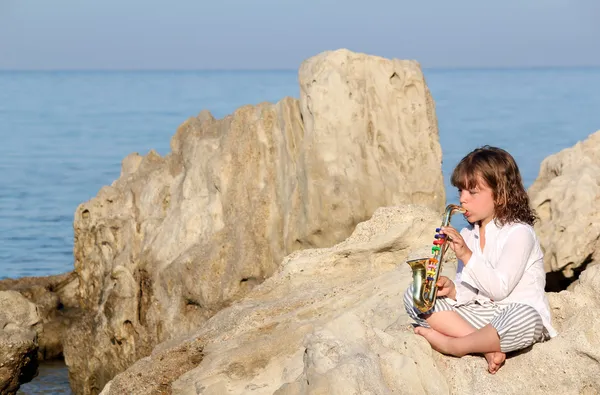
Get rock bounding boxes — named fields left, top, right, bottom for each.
left=99, top=205, right=447, bottom=394
left=100, top=205, right=600, bottom=395
left=0, top=291, right=42, bottom=394
left=0, top=272, right=80, bottom=361
left=529, top=130, right=600, bottom=280
left=64, top=49, right=445, bottom=393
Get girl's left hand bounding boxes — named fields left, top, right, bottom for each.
left=440, top=226, right=472, bottom=263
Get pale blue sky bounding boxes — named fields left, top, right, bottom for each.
left=1, top=0, right=599, bottom=70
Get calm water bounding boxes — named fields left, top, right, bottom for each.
left=1, top=68, right=599, bottom=279
left=0, top=67, right=599, bottom=392
left=17, top=360, right=72, bottom=394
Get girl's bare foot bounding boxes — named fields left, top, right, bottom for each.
left=415, top=326, right=506, bottom=373
left=484, top=351, right=506, bottom=374
left=413, top=326, right=456, bottom=355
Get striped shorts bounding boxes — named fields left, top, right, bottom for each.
left=403, top=284, right=549, bottom=353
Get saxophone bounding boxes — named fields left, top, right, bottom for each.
left=406, top=204, right=466, bottom=312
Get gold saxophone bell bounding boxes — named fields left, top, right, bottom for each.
left=406, top=204, right=466, bottom=313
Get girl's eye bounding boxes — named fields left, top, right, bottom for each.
left=469, top=190, right=478, bottom=194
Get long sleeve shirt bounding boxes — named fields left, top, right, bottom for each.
left=454, top=220, right=557, bottom=338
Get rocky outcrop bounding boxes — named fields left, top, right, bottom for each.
left=0, top=272, right=80, bottom=362
left=99, top=205, right=445, bottom=394
left=529, top=130, right=600, bottom=282
left=99, top=205, right=600, bottom=395
left=0, top=291, right=41, bottom=394
left=64, top=49, right=446, bottom=393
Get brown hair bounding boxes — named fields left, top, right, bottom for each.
left=450, top=146, right=536, bottom=226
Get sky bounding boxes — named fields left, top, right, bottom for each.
left=1, top=0, right=599, bottom=70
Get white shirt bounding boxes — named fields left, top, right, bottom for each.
left=454, top=220, right=558, bottom=338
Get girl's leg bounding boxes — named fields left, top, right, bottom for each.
left=405, top=290, right=508, bottom=374
left=421, top=309, right=505, bottom=374
left=414, top=323, right=501, bottom=356
left=415, top=303, right=545, bottom=373
left=489, top=303, right=546, bottom=352
left=423, top=310, right=476, bottom=337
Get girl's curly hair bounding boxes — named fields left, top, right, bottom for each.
left=450, top=146, right=537, bottom=226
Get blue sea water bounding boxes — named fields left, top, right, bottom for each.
left=0, top=67, right=599, bottom=393
left=0, top=69, right=600, bottom=278
left=1, top=68, right=599, bottom=280
left=17, top=360, right=71, bottom=394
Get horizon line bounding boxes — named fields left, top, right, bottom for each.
left=1, top=64, right=600, bottom=73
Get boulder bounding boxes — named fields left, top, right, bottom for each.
left=529, top=130, right=600, bottom=282
left=0, top=272, right=80, bottom=361
left=64, top=49, right=446, bottom=393
left=99, top=205, right=600, bottom=395
left=0, top=291, right=41, bottom=394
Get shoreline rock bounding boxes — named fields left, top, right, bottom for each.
left=0, top=290, right=42, bottom=394
left=529, top=130, right=600, bottom=288
left=0, top=272, right=80, bottom=362
left=0, top=272, right=81, bottom=394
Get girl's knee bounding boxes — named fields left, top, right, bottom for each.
left=492, top=303, right=545, bottom=352
left=507, top=303, right=543, bottom=326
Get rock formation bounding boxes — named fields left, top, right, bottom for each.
left=0, top=272, right=80, bottom=362
left=99, top=205, right=600, bottom=395
left=529, top=130, right=600, bottom=284
left=64, top=49, right=446, bottom=393
left=0, top=291, right=41, bottom=394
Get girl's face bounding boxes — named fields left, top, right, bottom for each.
left=458, top=176, right=496, bottom=227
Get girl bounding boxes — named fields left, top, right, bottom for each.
left=404, top=145, right=557, bottom=374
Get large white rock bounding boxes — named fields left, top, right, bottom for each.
left=99, top=205, right=448, bottom=394
left=529, top=130, right=600, bottom=277
left=64, top=49, right=446, bottom=393
left=99, top=205, right=600, bottom=395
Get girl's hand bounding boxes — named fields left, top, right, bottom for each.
left=436, top=275, right=456, bottom=300
left=440, top=226, right=473, bottom=264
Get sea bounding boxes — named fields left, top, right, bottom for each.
left=1, top=67, right=599, bottom=393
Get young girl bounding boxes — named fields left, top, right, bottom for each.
left=404, top=145, right=557, bottom=374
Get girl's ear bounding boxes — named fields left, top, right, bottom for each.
left=494, top=187, right=508, bottom=209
